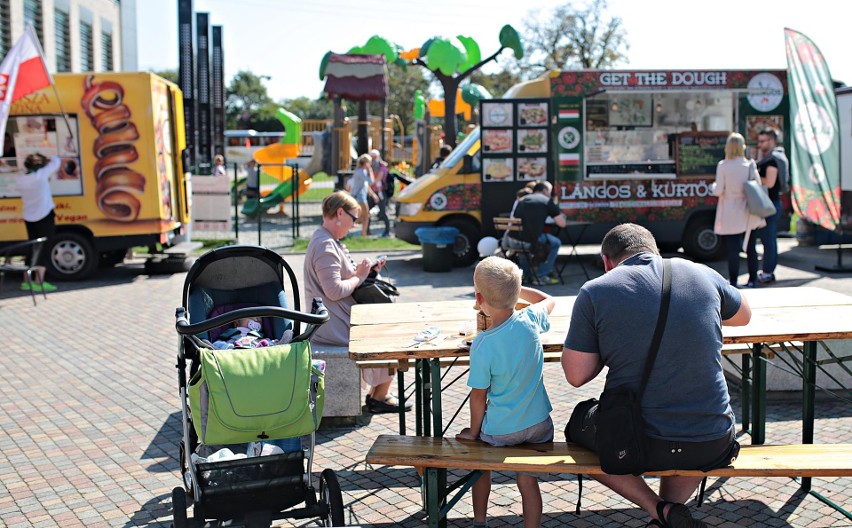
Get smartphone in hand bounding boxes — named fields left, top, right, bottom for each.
left=372, top=255, right=387, bottom=268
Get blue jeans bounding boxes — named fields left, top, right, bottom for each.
left=504, top=233, right=561, bottom=279
left=754, top=199, right=782, bottom=275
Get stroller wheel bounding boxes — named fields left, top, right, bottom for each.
left=318, top=469, right=344, bottom=526
left=179, top=440, right=192, bottom=494
left=171, top=487, right=188, bottom=528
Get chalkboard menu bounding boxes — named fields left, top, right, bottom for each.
left=676, top=132, right=728, bottom=177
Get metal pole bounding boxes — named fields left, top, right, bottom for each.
left=257, top=164, right=262, bottom=246
left=233, top=163, right=239, bottom=241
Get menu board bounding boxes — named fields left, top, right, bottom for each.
left=1, top=116, right=83, bottom=197
left=480, top=98, right=551, bottom=184
left=676, top=132, right=728, bottom=177
left=479, top=98, right=552, bottom=232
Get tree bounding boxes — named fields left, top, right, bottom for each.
left=282, top=96, right=334, bottom=121
left=152, top=69, right=179, bottom=84
left=469, top=67, right=522, bottom=99
left=413, top=26, right=523, bottom=147
left=225, top=71, right=274, bottom=129
left=519, top=0, right=628, bottom=79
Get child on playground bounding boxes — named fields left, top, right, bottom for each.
left=456, top=256, right=555, bottom=528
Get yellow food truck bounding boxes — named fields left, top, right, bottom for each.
left=0, top=72, right=192, bottom=279
left=394, top=69, right=790, bottom=265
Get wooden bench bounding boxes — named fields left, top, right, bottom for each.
left=367, top=435, right=852, bottom=526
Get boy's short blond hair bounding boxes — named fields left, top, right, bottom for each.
left=474, top=256, right=522, bottom=310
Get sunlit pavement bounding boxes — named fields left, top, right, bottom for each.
left=1, top=237, right=851, bottom=527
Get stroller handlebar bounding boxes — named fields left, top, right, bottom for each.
left=175, top=303, right=330, bottom=336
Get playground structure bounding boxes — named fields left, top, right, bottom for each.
left=240, top=108, right=313, bottom=217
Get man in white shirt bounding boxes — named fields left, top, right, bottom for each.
left=15, top=153, right=61, bottom=292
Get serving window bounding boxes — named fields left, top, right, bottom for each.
left=584, top=91, right=734, bottom=179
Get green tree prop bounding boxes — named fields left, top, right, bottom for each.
left=414, top=25, right=523, bottom=147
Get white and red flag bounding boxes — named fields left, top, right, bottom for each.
left=0, top=24, right=53, bottom=154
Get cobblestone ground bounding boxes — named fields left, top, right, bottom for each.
left=1, top=225, right=851, bottom=527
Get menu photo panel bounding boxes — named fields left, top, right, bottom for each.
left=483, top=157, right=514, bottom=182
left=517, top=128, right=547, bottom=153
left=482, top=129, right=513, bottom=154
left=517, top=156, right=548, bottom=182
left=517, top=102, right=549, bottom=127
left=482, top=101, right=514, bottom=128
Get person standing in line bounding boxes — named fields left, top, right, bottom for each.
left=754, top=128, right=786, bottom=284
left=15, top=154, right=61, bottom=292
left=562, top=223, right=751, bottom=528
left=712, top=133, right=765, bottom=288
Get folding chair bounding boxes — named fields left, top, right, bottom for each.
left=0, top=237, right=49, bottom=306
left=493, top=217, right=543, bottom=284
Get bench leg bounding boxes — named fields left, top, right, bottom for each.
left=398, top=369, right=406, bottom=435
left=416, top=359, right=423, bottom=437
left=431, top=359, right=443, bottom=437
left=750, top=343, right=766, bottom=445
left=424, top=467, right=448, bottom=528
left=422, top=360, right=432, bottom=437
left=801, top=340, right=817, bottom=491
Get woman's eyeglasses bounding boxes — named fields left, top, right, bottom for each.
left=342, top=209, right=359, bottom=223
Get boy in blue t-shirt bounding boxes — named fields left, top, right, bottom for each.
left=456, top=256, right=555, bottom=528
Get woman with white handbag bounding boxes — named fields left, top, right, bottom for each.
left=712, top=133, right=766, bottom=288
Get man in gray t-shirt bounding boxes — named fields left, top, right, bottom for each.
left=562, top=224, right=752, bottom=527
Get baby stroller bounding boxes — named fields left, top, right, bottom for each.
left=173, top=245, right=342, bottom=527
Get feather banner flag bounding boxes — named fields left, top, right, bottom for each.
left=784, top=28, right=841, bottom=231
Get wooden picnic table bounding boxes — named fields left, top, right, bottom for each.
left=350, top=286, right=852, bottom=452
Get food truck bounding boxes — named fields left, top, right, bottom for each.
left=0, top=72, right=192, bottom=279
left=394, top=69, right=790, bottom=265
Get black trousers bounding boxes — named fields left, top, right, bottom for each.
left=24, top=209, right=55, bottom=267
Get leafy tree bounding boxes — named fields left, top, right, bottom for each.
left=519, top=0, right=628, bottom=78
left=153, top=69, right=179, bottom=84
left=282, top=96, right=335, bottom=121
left=469, top=67, right=522, bottom=99
left=412, top=25, right=523, bottom=147
left=225, top=71, right=274, bottom=129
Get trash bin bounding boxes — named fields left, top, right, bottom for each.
left=415, top=227, right=459, bottom=272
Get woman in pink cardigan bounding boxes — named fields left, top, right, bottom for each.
left=303, top=191, right=410, bottom=414
left=713, top=133, right=766, bottom=288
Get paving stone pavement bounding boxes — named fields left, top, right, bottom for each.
left=2, top=233, right=852, bottom=527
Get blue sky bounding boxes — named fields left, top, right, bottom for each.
left=137, top=0, right=852, bottom=102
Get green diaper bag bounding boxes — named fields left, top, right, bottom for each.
left=188, top=341, right=325, bottom=445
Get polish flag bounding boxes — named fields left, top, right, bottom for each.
left=559, top=153, right=580, bottom=166
left=0, top=24, right=53, bottom=154
left=558, top=109, right=579, bottom=120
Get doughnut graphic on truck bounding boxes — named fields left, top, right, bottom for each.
left=0, top=72, right=192, bottom=279
left=394, top=69, right=791, bottom=266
